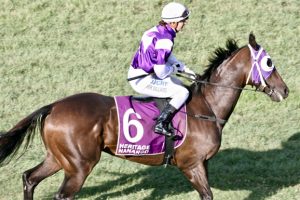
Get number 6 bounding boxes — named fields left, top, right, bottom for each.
left=123, top=108, right=144, bottom=143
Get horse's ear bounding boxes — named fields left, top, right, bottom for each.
left=249, top=32, right=259, bottom=50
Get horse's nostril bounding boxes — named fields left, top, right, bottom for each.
left=284, top=87, right=289, bottom=97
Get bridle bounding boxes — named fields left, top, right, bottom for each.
left=246, top=44, right=277, bottom=96
left=179, top=44, right=278, bottom=124
left=179, top=44, right=276, bottom=95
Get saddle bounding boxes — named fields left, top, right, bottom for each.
left=131, top=96, right=169, bottom=111
left=114, top=95, right=187, bottom=166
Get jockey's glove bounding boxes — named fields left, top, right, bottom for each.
left=184, top=67, right=196, bottom=78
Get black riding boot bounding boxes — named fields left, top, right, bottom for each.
left=154, top=104, right=177, bottom=136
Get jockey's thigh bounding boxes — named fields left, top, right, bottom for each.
left=130, top=74, right=189, bottom=109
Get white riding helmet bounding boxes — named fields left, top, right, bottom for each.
left=161, top=2, right=190, bottom=23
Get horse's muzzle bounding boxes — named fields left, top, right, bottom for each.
left=265, top=85, right=289, bottom=102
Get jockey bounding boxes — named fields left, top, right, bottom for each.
left=128, top=2, right=195, bottom=136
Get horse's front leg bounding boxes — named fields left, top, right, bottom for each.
left=181, top=161, right=213, bottom=200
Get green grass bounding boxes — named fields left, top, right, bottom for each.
left=0, top=0, right=299, bottom=199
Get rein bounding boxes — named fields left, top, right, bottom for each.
left=176, top=72, right=262, bottom=92
left=127, top=59, right=272, bottom=125
left=175, top=72, right=230, bottom=125
left=176, top=68, right=267, bottom=125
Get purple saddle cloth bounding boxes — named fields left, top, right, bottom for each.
left=114, top=96, right=187, bottom=156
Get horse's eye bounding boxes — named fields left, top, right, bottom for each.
left=267, top=59, right=272, bottom=67
left=260, top=56, right=274, bottom=72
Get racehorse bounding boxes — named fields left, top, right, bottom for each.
left=0, top=33, right=289, bottom=200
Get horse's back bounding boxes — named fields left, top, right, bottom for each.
left=56, top=92, right=113, bottom=106
left=51, top=92, right=114, bottom=115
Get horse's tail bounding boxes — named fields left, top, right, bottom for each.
left=0, top=104, right=53, bottom=166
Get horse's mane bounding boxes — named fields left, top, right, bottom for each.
left=200, top=39, right=240, bottom=81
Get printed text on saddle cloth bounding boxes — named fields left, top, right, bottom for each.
left=114, top=96, right=187, bottom=156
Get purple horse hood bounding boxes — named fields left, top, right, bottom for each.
left=247, top=44, right=276, bottom=85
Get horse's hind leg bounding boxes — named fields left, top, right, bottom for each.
left=23, top=152, right=61, bottom=200
left=54, top=172, right=88, bottom=200
left=53, top=142, right=102, bottom=200
left=181, top=161, right=213, bottom=200
left=54, top=159, right=100, bottom=200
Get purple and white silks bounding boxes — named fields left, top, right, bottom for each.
left=131, top=24, right=176, bottom=73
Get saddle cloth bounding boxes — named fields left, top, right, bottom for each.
left=114, top=96, right=187, bottom=156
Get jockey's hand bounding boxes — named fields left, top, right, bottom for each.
left=184, top=67, right=196, bottom=78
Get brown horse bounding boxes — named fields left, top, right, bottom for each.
left=0, top=33, right=289, bottom=200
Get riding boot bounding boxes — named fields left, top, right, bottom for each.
left=154, top=104, right=177, bottom=136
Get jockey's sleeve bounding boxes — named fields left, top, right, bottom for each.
left=167, top=53, right=180, bottom=65
left=153, top=39, right=174, bottom=79
left=153, top=62, right=174, bottom=79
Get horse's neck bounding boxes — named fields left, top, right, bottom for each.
left=201, top=65, right=245, bottom=127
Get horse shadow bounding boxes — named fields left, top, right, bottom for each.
left=78, top=132, right=300, bottom=200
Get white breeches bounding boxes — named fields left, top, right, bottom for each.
left=128, top=66, right=189, bottom=109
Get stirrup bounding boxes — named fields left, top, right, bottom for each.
left=154, top=123, right=173, bottom=137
